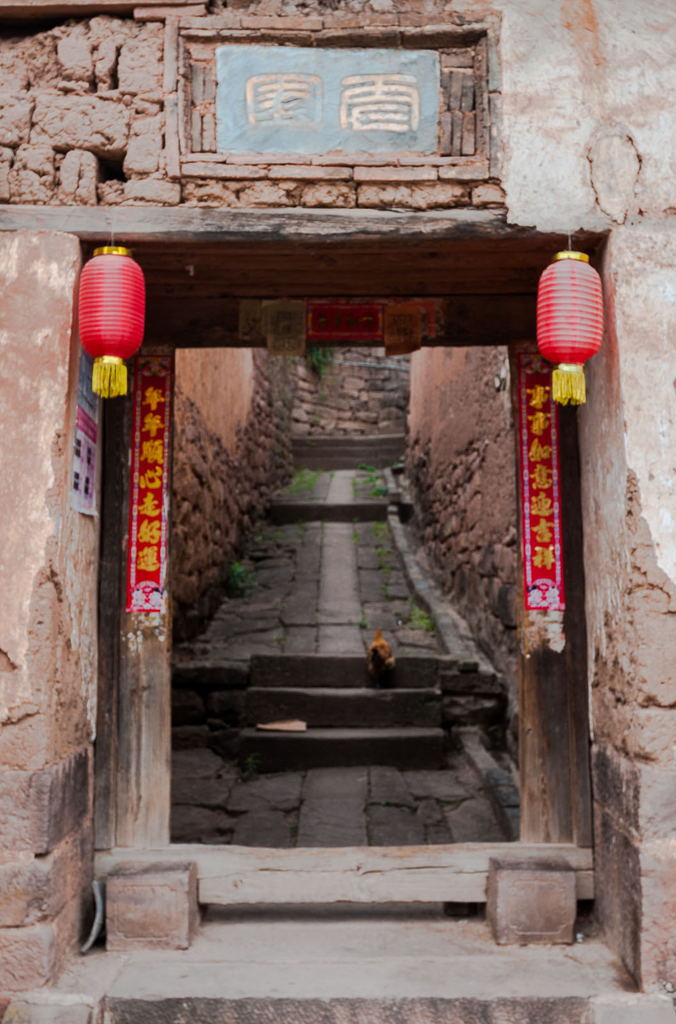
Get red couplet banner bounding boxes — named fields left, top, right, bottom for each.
left=126, top=353, right=174, bottom=613
left=517, top=352, right=566, bottom=612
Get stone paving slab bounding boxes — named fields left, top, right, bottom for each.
left=298, top=799, right=368, bottom=847
left=283, top=627, right=317, bottom=654
left=303, top=767, right=369, bottom=802
left=227, top=773, right=303, bottom=814
left=232, top=809, right=296, bottom=848
left=318, top=522, right=361, bottom=625
left=317, top=624, right=364, bottom=654
left=444, top=795, right=507, bottom=843
left=367, top=804, right=426, bottom=846
left=369, top=765, right=415, bottom=808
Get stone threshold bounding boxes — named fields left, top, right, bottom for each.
left=10, top=906, right=673, bottom=1024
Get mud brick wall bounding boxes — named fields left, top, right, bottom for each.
left=406, top=345, right=518, bottom=740
left=0, top=12, right=504, bottom=212
left=292, top=348, right=410, bottom=438
left=171, top=349, right=294, bottom=641
left=0, top=233, right=97, bottom=998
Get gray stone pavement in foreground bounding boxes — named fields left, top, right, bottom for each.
left=39, top=904, right=660, bottom=1023
left=171, top=749, right=506, bottom=846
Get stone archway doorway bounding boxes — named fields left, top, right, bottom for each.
left=80, top=206, right=600, bottom=906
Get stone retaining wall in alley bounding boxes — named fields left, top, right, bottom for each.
left=292, top=348, right=409, bottom=438
left=406, top=345, right=518, bottom=744
left=171, top=350, right=294, bottom=641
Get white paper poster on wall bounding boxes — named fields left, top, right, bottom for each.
left=71, top=350, right=99, bottom=516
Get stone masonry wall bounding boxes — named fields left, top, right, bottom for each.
left=0, top=232, right=96, bottom=999
left=406, top=345, right=518, bottom=740
left=171, top=348, right=294, bottom=641
left=292, top=348, right=409, bottom=438
left=0, top=12, right=505, bottom=213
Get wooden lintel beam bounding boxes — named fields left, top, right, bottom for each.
left=95, top=842, right=593, bottom=904
left=144, top=293, right=535, bottom=349
left=0, top=205, right=604, bottom=249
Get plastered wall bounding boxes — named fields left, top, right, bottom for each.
left=0, top=231, right=97, bottom=995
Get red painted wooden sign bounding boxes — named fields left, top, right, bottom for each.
left=517, top=351, right=565, bottom=612
left=307, top=303, right=384, bottom=341
left=126, top=353, right=174, bottom=613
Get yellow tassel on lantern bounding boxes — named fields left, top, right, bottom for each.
left=552, top=362, right=586, bottom=405
left=92, top=355, right=127, bottom=398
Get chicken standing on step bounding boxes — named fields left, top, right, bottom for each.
left=367, top=628, right=396, bottom=684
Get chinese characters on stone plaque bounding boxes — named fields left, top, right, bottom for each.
left=517, top=352, right=565, bottom=612
left=126, top=353, right=174, bottom=613
left=217, top=46, right=440, bottom=155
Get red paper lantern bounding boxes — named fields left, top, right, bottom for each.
left=78, top=246, right=145, bottom=398
left=536, top=251, right=603, bottom=405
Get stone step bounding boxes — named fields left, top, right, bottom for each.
left=239, top=726, right=445, bottom=772
left=245, top=687, right=442, bottom=729
left=250, top=654, right=440, bottom=690
left=293, top=433, right=405, bottom=471
left=269, top=499, right=388, bottom=524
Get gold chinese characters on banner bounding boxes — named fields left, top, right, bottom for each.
left=126, top=353, right=174, bottom=613
left=517, top=352, right=565, bottom=612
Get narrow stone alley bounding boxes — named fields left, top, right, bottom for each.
left=171, top=466, right=518, bottom=849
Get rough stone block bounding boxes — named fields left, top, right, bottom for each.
left=589, top=995, right=676, bottom=1024
left=357, top=183, right=467, bottom=210
left=0, top=749, right=90, bottom=855
left=59, top=150, right=98, bottom=205
left=31, top=95, right=130, bottom=159
left=486, top=858, right=576, bottom=945
left=106, top=861, right=198, bottom=951
left=471, top=182, right=506, bottom=206
left=3, top=1000, right=92, bottom=1023
left=0, top=93, right=34, bottom=146
left=124, top=130, right=162, bottom=175
left=123, top=178, right=181, bottom=204
left=354, top=165, right=437, bottom=182
left=118, top=27, right=163, bottom=95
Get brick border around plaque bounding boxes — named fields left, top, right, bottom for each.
left=168, top=17, right=494, bottom=177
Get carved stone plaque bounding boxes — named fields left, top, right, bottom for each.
left=216, top=45, right=440, bottom=155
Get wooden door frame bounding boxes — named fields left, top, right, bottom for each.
left=6, top=205, right=597, bottom=897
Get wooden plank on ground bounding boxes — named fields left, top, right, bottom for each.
left=95, top=843, right=594, bottom=903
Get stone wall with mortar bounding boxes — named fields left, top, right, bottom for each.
left=0, top=231, right=96, bottom=998
left=171, top=348, right=294, bottom=641
left=2, top=0, right=676, bottom=999
left=0, top=11, right=504, bottom=213
left=406, top=344, right=517, bottom=739
left=577, top=224, right=676, bottom=992
left=292, top=348, right=409, bottom=438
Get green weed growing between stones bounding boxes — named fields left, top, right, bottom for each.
left=226, top=561, right=256, bottom=598
left=242, top=753, right=262, bottom=779
left=288, top=468, right=322, bottom=494
left=409, top=602, right=436, bottom=633
left=308, top=347, right=334, bottom=378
